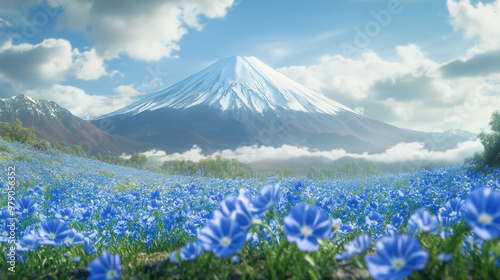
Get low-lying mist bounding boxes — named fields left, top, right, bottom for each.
left=140, top=140, right=483, bottom=172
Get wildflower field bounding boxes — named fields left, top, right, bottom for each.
left=1, top=139, right=500, bottom=280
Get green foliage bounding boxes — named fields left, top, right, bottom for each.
left=307, top=160, right=382, bottom=179
left=478, top=111, right=500, bottom=167
left=0, top=119, right=37, bottom=145
left=94, top=153, right=149, bottom=169
left=277, top=167, right=296, bottom=178
left=33, top=139, right=50, bottom=151
left=307, top=166, right=325, bottom=180
left=464, top=151, right=487, bottom=171
left=0, top=143, right=9, bottom=152
left=162, top=155, right=255, bottom=179
left=129, top=153, right=148, bottom=169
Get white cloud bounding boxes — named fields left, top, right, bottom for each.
left=0, top=39, right=73, bottom=86
left=73, top=48, right=107, bottom=80
left=277, top=44, right=500, bottom=133
left=25, top=84, right=145, bottom=120
left=447, top=0, right=500, bottom=50
left=278, top=45, right=436, bottom=101
left=0, top=39, right=107, bottom=88
left=141, top=140, right=483, bottom=166
left=50, top=0, right=236, bottom=61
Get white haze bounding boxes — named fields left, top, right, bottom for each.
left=140, top=140, right=483, bottom=165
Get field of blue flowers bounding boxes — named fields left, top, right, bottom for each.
left=1, top=139, right=500, bottom=280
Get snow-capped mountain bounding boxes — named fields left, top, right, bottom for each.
left=101, top=56, right=356, bottom=117
left=0, top=95, right=152, bottom=155
left=95, top=56, right=475, bottom=153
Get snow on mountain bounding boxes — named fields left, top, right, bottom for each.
left=0, top=94, right=71, bottom=118
left=100, top=56, right=358, bottom=118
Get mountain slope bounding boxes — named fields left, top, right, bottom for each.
left=95, top=56, right=474, bottom=153
left=0, top=95, right=153, bottom=155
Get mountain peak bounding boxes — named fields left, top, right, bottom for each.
left=8, top=94, right=36, bottom=103
left=99, top=56, right=358, bottom=118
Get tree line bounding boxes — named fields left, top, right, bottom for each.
left=160, top=155, right=256, bottom=179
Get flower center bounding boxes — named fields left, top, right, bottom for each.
left=220, top=237, right=231, bottom=247
left=2, top=231, right=7, bottom=237
left=300, top=226, right=313, bottom=236
left=391, top=258, right=406, bottom=270
left=23, top=209, right=28, bottom=214
left=64, top=215, right=69, bottom=220
left=106, top=269, right=118, bottom=279
left=450, top=211, right=457, bottom=217
left=478, top=213, right=492, bottom=225
left=48, top=233, right=56, bottom=240
left=332, top=225, right=339, bottom=232
left=372, top=221, right=378, bottom=225
left=67, top=238, right=73, bottom=244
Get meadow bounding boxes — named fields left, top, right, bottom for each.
left=1, top=139, right=500, bottom=279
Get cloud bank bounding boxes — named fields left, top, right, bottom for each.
left=142, top=140, right=483, bottom=166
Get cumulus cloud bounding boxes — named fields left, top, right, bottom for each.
left=49, top=0, right=236, bottom=61
left=0, top=39, right=107, bottom=88
left=142, top=140, right=483, bottom=165
left=447, top=0, right=500, bottom=50
left=25, top=84, right=145, bottom=120
left=277, top=43, right=500, bottom=133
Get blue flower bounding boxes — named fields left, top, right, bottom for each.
left=148, top=199, right=163, bottom=211
left=14, top=196, right=36, bottom=219
left=390, top=214, right=403, bottom=229
left=183, top=221, right=197, bottom=237
left=37, top=220, right=72, bottom=246
left=462, top=188, right=500, bottom=240
left=408, top=209, right=439, bottom=234
left=198, top=217, right=246, bottom=258
left=235, top=200, right=254, bottom=231
left=283, top=203, right=331, bottom=252
left=55, top=207, right=77, bottom=222
left=150, top=189, right=161, bottom=200
left=65, top=229, right=85, bottom=246
left=213, top=196, right=238, bottom=220
left=250, top=184, right=282, bottom=216
left=346, top=198, right=359, bottom=210
left=336, top=234, right=371, bottom=261
left=180, top=241, right=203, bottom=261
left=365, top=211, right=384, bottom=230
left=336, top=223, right=354, bottom=235
left=365, top=235, right=428, bottom=280
left=100, top=205, right=117, bottom=220
left=439, top=197, right=463, bottom=223
left=87, top=251, right=121, bottom=280
left=84, top=237, right=98, bottom=255
left=80, top=209, right=94, bottom=222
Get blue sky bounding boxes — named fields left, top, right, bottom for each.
left=0, top=0, right=499, bottom=133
